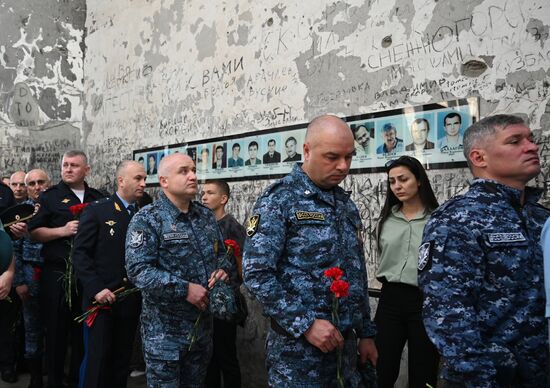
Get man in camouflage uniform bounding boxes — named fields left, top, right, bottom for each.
left=418, top=114, right=550, bottom=386
left=243, top=115, right=378, bottom=387
left=13, top=169, right=50, bottom=387
left=125, top=153, right=232, bottom=387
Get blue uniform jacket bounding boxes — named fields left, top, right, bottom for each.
left=125, top=192, right=229, bottom=360
left=243, top=164, right=375, bottom=339
left=13, top=199, right=42, bottom=287
left=419, top=179, right=550, bottom=387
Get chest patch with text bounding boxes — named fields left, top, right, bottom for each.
left=163, top=232, right=189, bottom=241
left=295, top=211, right=325, bottom=221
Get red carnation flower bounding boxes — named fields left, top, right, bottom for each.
left=224, top=239, right=241, bottom=258
left=324, top=267, right=344, bottom=281
left=330, top=279, right=350, bottom=298
left=32, top=267, right=42, bottom=281
left=69, top=203, right=89, bottom=217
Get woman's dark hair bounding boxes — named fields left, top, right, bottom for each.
left=376, top=156, right=439, bottom=244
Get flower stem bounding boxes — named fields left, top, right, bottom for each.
left=336, top=346, right=344, bottom=388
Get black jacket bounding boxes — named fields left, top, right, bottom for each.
left=73, top=194, right=135, bottom=307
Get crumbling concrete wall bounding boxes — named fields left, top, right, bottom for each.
left=81, top=1, right=550, bottom=386
left=0, top=0, right=86, bottom=182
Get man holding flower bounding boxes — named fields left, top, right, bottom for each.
left=73, top=160, right=146, bottom=388
left=125, top=153, right=233, bottom=387
left=244, top=115, right=378, bottom=387
left=28, top=150, right=104, bottom=388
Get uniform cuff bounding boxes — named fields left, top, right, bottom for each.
left=285, top=311, right=316, bottom=338
left=172, top=278, right=189, bottom=300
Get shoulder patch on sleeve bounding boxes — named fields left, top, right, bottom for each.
left=246, top=214, right=260, bottom=237
left=129, top=230, right=144, bottom=248
left=418, top=241, right=433, bottom=271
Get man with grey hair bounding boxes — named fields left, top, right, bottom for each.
left=73, top=160, right=146, bottom=388
left=29, top=150, right=104, bottom=388
left=9, top=171, right=28, bottom=203
left=418, top=114, right=549, bottom=386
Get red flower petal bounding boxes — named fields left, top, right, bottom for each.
left=330, top=280, right=350, bottom=298
left=224, top=239, right=241, bottom=258
left=324, top=267, right=344, bottom=281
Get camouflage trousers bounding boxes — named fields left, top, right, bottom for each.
left=265, top=328, right=364, bottom=387
left=144, top=328, right=213, bottom=388
left=20, top=263, right=43, bottom=359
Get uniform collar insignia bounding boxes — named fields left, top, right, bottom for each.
left=62, top=198, right=70, bottom=203
left=105, top=220, right=116, bottom=226
left=114, top=202, right=121, bottom=211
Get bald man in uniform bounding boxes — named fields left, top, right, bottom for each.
left=125, top=154, right=233, bottom=387
left=244, top=115, right=377, bottom=386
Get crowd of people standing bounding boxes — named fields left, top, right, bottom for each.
left=0, top=113, right=548, bottom=388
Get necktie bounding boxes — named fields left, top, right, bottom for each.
left=127, top=204, right=137, bottom=217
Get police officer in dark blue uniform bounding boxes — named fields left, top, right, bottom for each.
left=126, top=153, right=232, bottom=387
left=244, top=115, right=378, bottom=387
left=419, top=115, right=550, bottom=386
left=73, top=160, right=146, bottom=388
left=28, top=151, right=104, bottom=388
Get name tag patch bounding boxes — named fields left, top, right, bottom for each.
left=163, top=232, right=188, bottom=241
left=487, top=232, right=526, bottom=243
left=295, top=211, right=325, bottom=221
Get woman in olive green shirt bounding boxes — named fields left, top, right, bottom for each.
left=375, top=156, right=439, bottom=388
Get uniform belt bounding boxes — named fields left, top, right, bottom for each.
left=270, top=318, right=354, bottom=340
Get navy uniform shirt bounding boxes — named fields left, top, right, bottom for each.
left=243, top=164, right=375, bottom=339
left=125, top=192, right=231, bottom=360
left=27, top=181, right=104, bottom=266
left=419, top=179, right=550, bottom=387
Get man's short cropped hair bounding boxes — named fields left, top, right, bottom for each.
left=382, top=123, right=396, bottom=132
left=63, top=150, right=88, bottom=164
left=463, top=114, right=525, bottom=168
left=204, top=180, right=230, bottom=198
left=285, top=137, right=297, bottom=146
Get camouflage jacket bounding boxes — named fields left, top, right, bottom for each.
left=125, top=192, right=229, bottom=359
left=243, top=164, right=375, bottom=339
left=13, top=199, right=42, bottom=287
left=419, top=179, right=550, bottom=387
